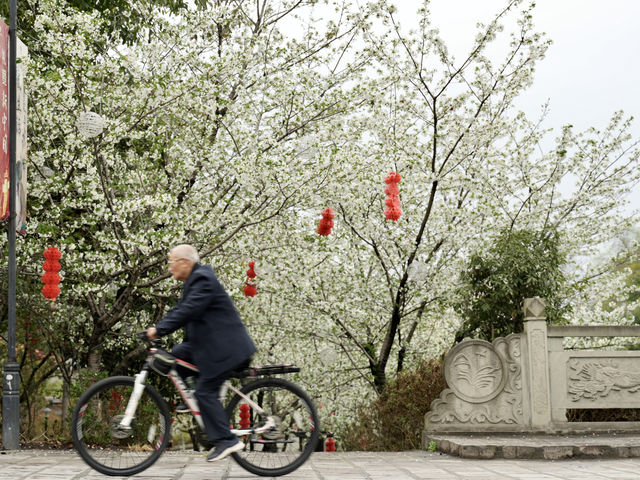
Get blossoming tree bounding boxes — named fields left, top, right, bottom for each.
left=4, top=0, right=373, bottom=423
left=0, top=0, right=638, bottom=437
left=235, top=0, right=640, bottom=429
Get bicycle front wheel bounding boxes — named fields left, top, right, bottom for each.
left=71, top=375, right=171, bottom=477
left=225, top=377, right=320, bottom=477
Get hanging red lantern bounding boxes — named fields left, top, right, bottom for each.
left=246, top=261, right=257, bottom=279
left=317, top=207, right=335, bottom=236
left=383, top=172, right=402, bottom=221
left=42, top=272, right=61, bottom=285
left=243, top=282, right=257, bottom=297
left=41, top=284, right=61, bottom=300
left=384, top=206, right=402, bottom=221
left=384, top=183, right=399, bottom=197
left=43, top=246, right=62, bottom=261
left=385, top=171, right=402, bottom=184
left=41, top=247, right=62, bottom=305
left=243, top=261, right=258, bottom=297
left=239, top=403, right=251, bottom=429
left=325, top=435, right=336, bottom=452
left=42, top=260, right=62, bottom=272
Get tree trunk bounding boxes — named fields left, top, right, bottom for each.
left=88, top=348, right=102, bottom=372
left=397, top=346, right=406, bottom=374
left=372, top=363, right=386, bottom=394
left=61, top=378, right=70, bottom=433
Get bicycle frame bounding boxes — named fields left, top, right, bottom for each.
left=119, top=351, right=275, bottom=437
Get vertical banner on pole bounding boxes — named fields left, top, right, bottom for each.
left=15, top=38, right=28, bottom=233
left=0, top=20, right=8, bottom=221
left=3, top=0, right=19, bottom=449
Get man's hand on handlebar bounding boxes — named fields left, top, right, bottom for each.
left=146, top=327, right=158, bottom=340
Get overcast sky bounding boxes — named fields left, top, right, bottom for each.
left=422, top=0, right=640, bottom=133
left=390, top=0, right=640, bottom=213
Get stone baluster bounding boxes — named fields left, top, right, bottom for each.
left=523, top=297, right=552, bottom=429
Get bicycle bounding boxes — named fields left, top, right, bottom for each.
left=71, top=333, right=320, bottom=477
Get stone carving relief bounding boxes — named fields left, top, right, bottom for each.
left=530, top=330, right=549, bottom=414
left=426, top=335, right=523, bottom=427
left=568, top=359, right=640, bottom=401
left=445, top=340, right=506, bottom=403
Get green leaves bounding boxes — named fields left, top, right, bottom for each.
left=454, top=228, right=570, bottom=342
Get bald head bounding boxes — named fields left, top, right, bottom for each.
left=168, top=244, right=199, bottom=281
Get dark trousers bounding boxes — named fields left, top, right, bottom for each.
left=171, top=342, right=236, bottom=443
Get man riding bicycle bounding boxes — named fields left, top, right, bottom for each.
left=146, top=244, right=256, bottom=462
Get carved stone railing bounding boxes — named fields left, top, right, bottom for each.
left=423, top=297, right=640, bottom=439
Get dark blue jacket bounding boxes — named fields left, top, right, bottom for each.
left=155, top=263, right=256, bottom=379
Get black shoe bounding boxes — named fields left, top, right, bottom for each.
left=175, top=403, right=190, bottom=413
left=206, top=439, right=244, bottom=462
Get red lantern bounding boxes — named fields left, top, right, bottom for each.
left=246, top=261, right=257, bottom=279
left=317, top=207, right=335, bottom=236
left=43, top=260, right=62, bottom=272
left=41, top=284, right=61, bottom=299
left=384, top=205, right=402, bottom=221
left=43, top=247, right=62, bottom=261
left=243, top=282, right=257, bottom=297
left=239, top=403, right=251, bottom=429
left=384, top=183, right=399, bottom=196
left=42, top=272, right=61, bottom=285
left=243, top=261, right=258, bottom=297
left=383, top=172, right=402, bottom=221
left=325, top=435, right=336, bottom=452
left=41, top=247, right=62, bottom=305
left=385, top=172, right=401, bottom=184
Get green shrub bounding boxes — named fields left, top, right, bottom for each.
left=341, top=358, right=446, bottom=451
left=454, top=229, right=569, bottom=342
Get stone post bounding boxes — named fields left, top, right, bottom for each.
left=523, top=297, right=552, bottom=429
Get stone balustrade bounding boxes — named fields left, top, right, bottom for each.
left=423, top=297, right=640, bottom=445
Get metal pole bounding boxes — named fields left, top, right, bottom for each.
left=2, top=0, right=20, bottom=451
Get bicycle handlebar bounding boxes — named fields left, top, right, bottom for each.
left=136, top=331, right=162, bottom=347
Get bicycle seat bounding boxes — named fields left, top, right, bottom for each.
left=231, top=364, right=301, bottom=378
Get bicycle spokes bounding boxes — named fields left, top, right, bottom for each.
left=72, top=376, right=171, bottom=476
left=226, top=378, right=319, bottom=476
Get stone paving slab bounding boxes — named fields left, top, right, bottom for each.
left=3, top=449, right=640, bottom=479
left=424, top=433, right=640, bottom=460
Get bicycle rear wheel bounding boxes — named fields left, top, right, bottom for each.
left=225, top=377, right=320, bottom=477
left=71, top=375, right=171, bottom=477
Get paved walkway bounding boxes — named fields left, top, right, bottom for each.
left=3, top=449, right=640, bottom=479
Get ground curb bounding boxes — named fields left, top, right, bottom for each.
left=424, top=433, right=640, bottom=459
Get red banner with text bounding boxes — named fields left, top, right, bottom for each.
left=0, top=20, right=9, bottom=220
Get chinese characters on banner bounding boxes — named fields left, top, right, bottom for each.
left=0, top=20, right=28, bottom=230
left=0, top=20, right=8, bottom=220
